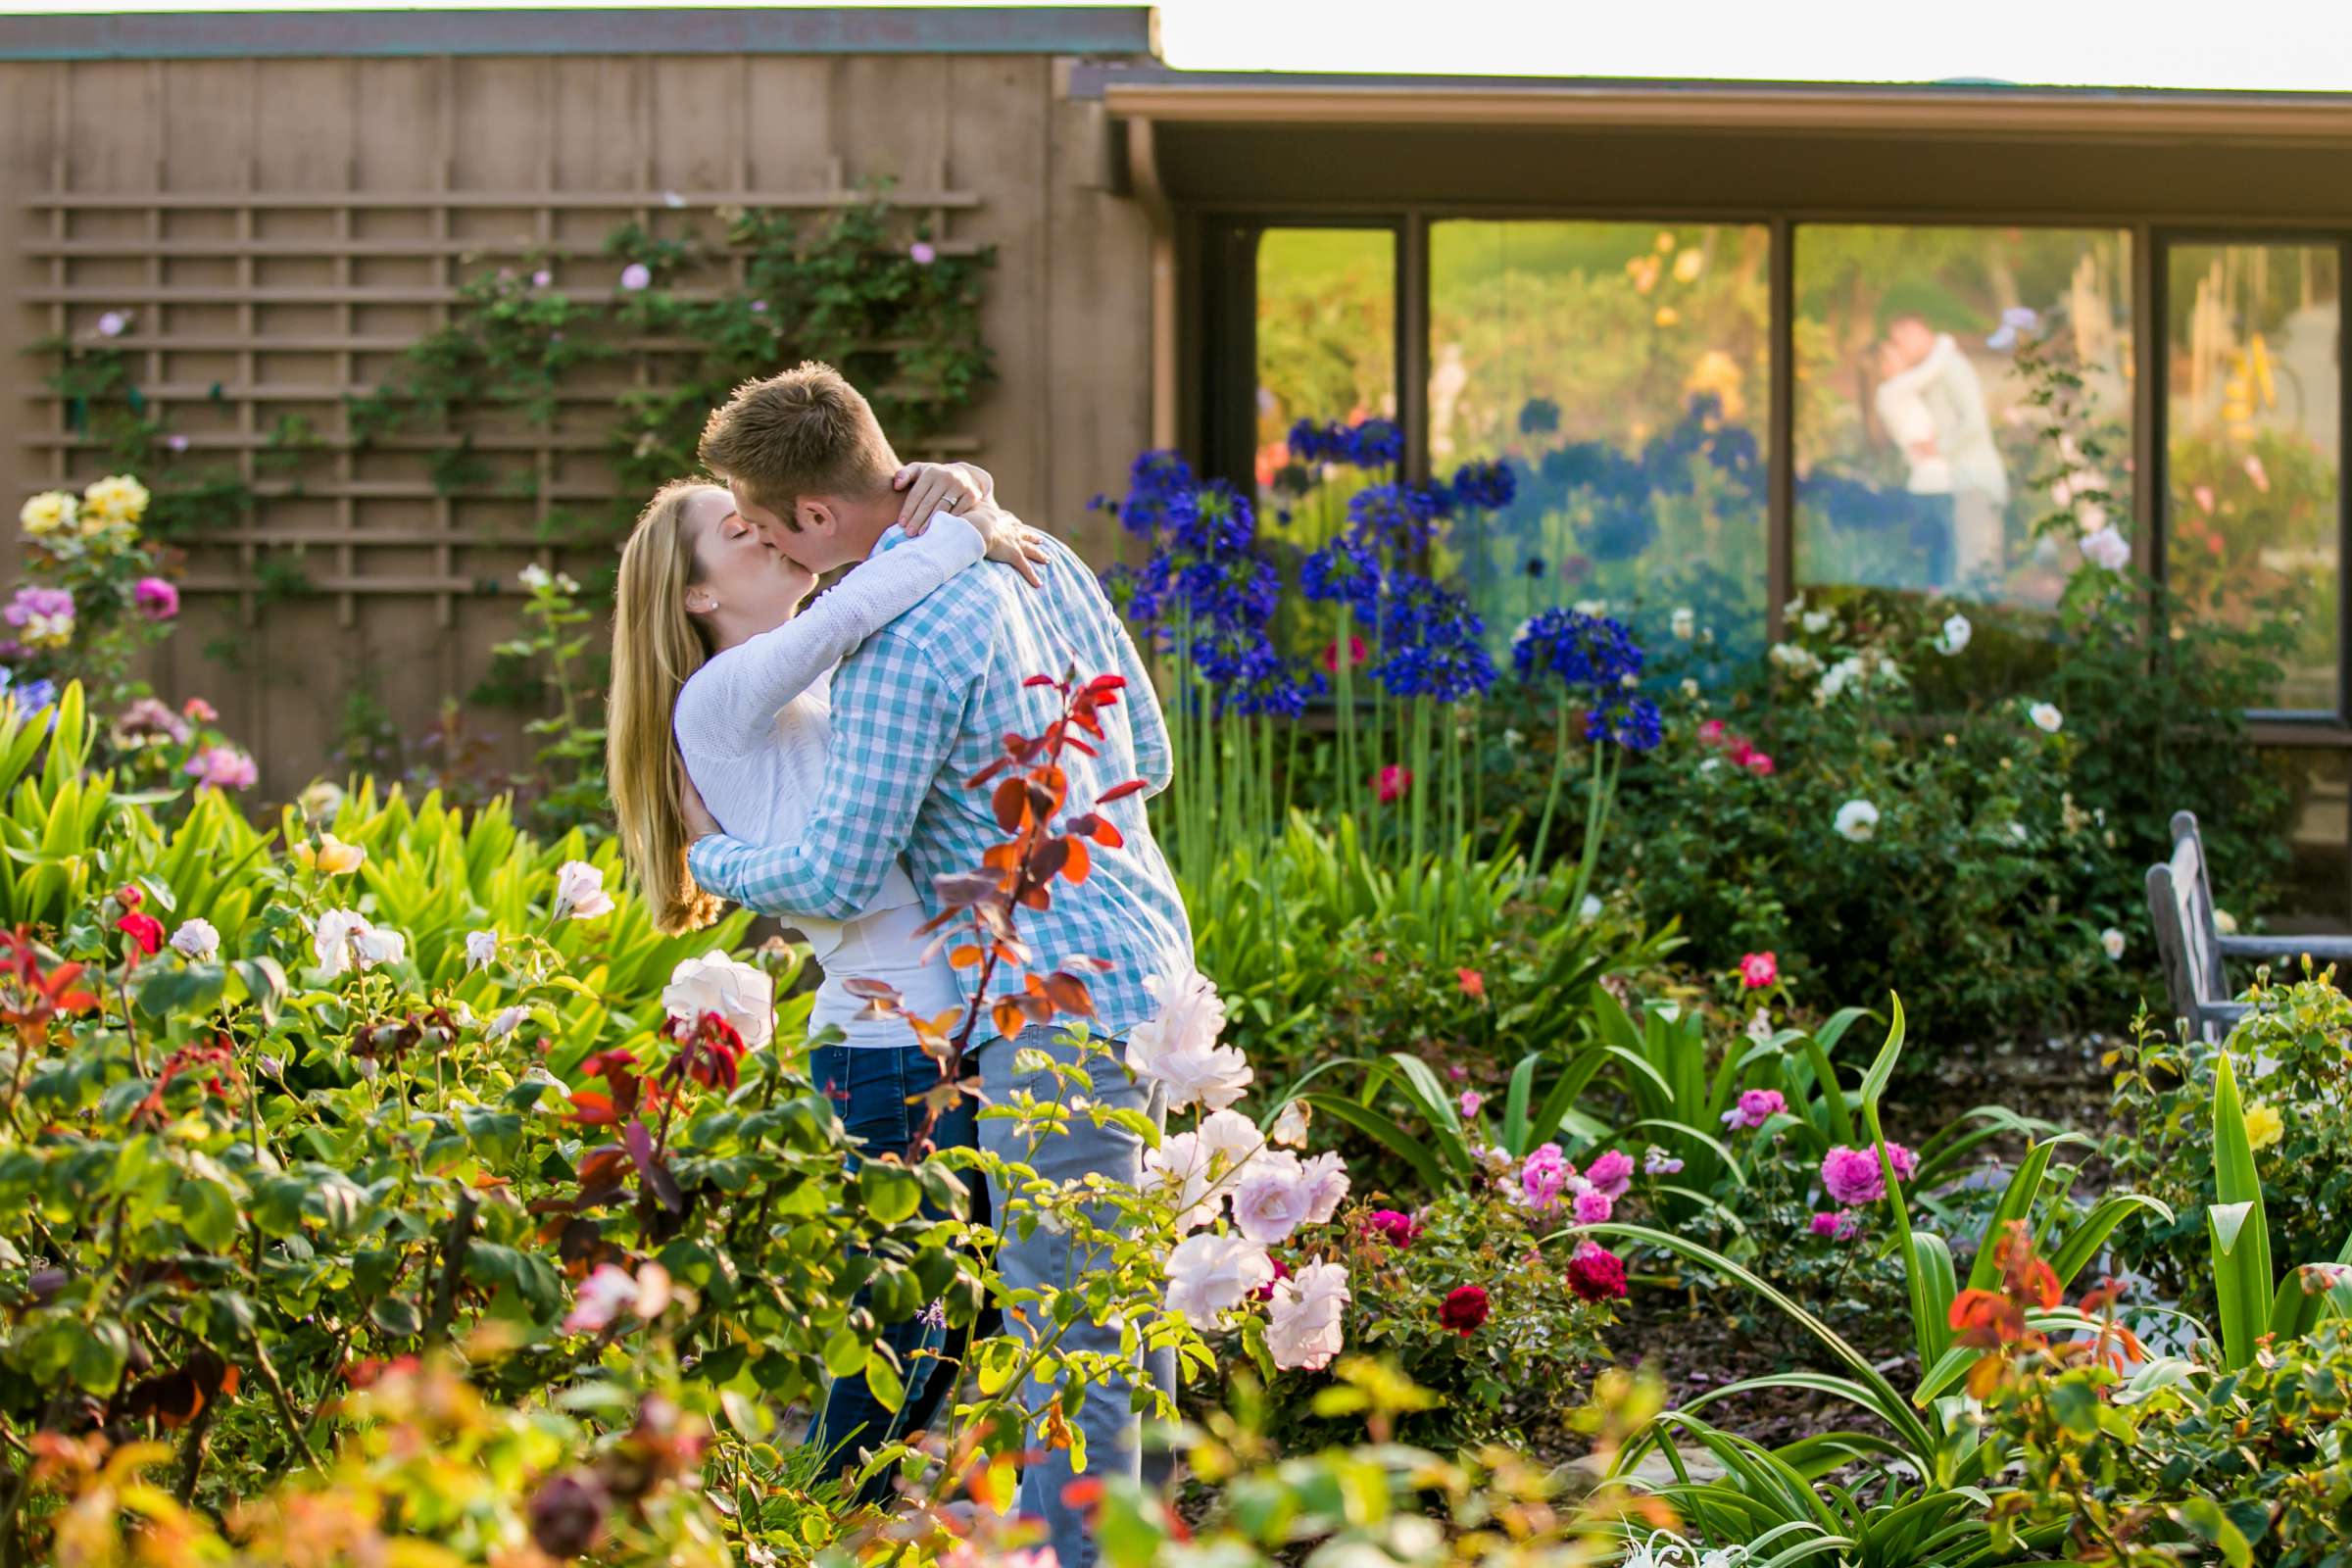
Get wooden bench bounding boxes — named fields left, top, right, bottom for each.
left=2145, top=809, right=2352, bottom=1042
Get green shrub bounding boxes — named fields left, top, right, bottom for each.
left=2110, top=971, right=2352, bottom=1323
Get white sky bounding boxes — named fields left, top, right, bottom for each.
left=7, top=0, right=2351, bottom=92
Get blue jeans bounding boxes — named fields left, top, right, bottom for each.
left=973, top=1032, right=1177, bottom=1568
left=809, top=1042, right=980, bottom=1505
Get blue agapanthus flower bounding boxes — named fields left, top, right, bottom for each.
left=1586, top=694, right=1662, bottom=753
left=1449, top=459, right=1518, bottom=514
left=1348, top=417, right=1404, bottom=469
left=1518, top=396, right=1561, bottom=435
left=1512, top=607, right=1645, bottom=691
left=1299, top=535, right=1382, bottom=608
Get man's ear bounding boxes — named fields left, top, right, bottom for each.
left=795, top=498, right=837, bottom=536
left=683, top=584, right=719, bottom=615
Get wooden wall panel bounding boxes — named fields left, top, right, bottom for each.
left=4, top=50, right=1155, bottom=798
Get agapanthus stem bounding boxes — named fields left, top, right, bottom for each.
left=1529, top=692, right=1573, bottom=874
left=1567, top=746, right=1619, bottom=919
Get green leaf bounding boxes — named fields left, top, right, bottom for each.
left=858, top=1165, right=922, bottom=1227
left=369, top=1297, right=424, bottom=1339
left=863, top=1346, right=906, bottom=1413
left=822, top=1328, right=867, bottom=1380
left=71, top=1319, right=130, bottom=1395
left=177, top=1178, right=240, bottom=1252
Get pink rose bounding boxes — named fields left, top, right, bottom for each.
left=1572, top=1186, right=1613, bottom=1225
left=1375, top=764, right=1412, bottom=805
left=1738, top=952, right=1778, bottom=989
left=133, top=577, right=179, bottom=621
left=1822, top=1143, right=1914, bottom=1205
left=1722, top=1088, right=1787, bottom=1131
left=1584, top=1149, right=1635, bottom=1200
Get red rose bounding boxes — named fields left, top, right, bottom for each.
left=1252, top=1256, right=1292, bottom=1303
left=1456, top=967, right=1485, bottom=1001
left=116, top=910, right=165, bottom=957
left=1439, top=1284, right=1490, bottom=1336
left=1566, top=1242, right=1628, bottom=1301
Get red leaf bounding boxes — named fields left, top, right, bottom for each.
left=1089, top=817, right=1126, bottom=850
left=1085, top=674, right=1127, bottom=696
left=1043, top=972, right=1096, bottom=1016
left=1031, top=838, right=1070, bottom=883
left=1023, top=673, right=1061, bottom=689
left=994, top=776, right=1030, bottom=834
left=1097, top=779, right=1147, bottom=804
left=624, top=1117, right=684, bottom=1212
left=567, top=1090, right=617, bottom=1126
left=577, top=1145, right=629, bottom=1190
left=1060, top=836, right=1092, bottom=884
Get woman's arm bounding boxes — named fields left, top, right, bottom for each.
left=673, top=512, right=988, bottom=758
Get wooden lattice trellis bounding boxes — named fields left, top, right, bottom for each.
left=24, top=143, right=983, bottom=640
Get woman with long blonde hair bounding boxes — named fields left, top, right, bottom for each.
left=605, top=459, right=1044, bottom=1494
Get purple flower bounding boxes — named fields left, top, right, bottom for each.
left=909, top=240, right=937, bottom=265
left=184, top=745, right=258, bottom=791
left=1810, top=1208, right=1861, bottom=1241
left=618, top=262, right=652, bottom=291
left=531, top=269, right=554, bottom=287
left=1642, top=1146, right=1684, bottom=1176
left=1721, top=1088, right=1787, bottom=1131
left=5, top=587, right=73, bottom=628
left=1520, top=1143, right=1571, bottom=1212
left=96, top=311, right=129, bottom=338
left=165, top=433, right=190, bottom=454
left=1584, top=1149, right=1635, bottom=1200
left=1572, top=1186, right=1614, bottom=1225
left=1821, top=1143, right=1916, bottom=1205
left=133, top=577, right=179, bottom=620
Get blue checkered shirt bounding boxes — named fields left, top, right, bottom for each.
left=685, top=529, right=1190, bottom=1042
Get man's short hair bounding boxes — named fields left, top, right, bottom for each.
left=697, top=363, right=900, bottom=528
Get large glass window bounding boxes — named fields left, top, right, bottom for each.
left=2165, top=242, right=2341, bottom=714
left=1253, top=227, right=1396, bottom=539
left=1428, top=220, right=1772, bottom=662
left=1793, top=225, right=2135, bottom=618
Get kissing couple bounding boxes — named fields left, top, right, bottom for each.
left=604, top=362, right=1190, bottom=1567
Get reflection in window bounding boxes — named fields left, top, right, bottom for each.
left=1254, top=228, right=1396, bottom=541
left=1427, top=220, right=1772, bottom=663
left=2166, top=243, right=2341, bottom=714
left=1794, top=226, right=2134, bottom=614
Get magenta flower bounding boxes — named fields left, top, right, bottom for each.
left=1458, top=1089, right=1483, bottom=1117
left=1810, top=1208, right=1862, bottom=1241
left=1585, top=1149, right=1635, bottom=1200
left=1572, top=1186, right=1614, bottom=1225
left=184, top=745, right=258, bottom=791
left=1821, top=1143, right=1918, bottom=1205
left=1565, top=1241, right=1627, bottom=1301
left=133, top=577, right=179, bottom=620
left=1520, top=1143, right=1571, bottom=1212
left=1721, top=1088, right=1787, bottom=1131
left=5, top=587, right=73, bottom=627
left=1738, top=951, right=1778, bottom=989
left=1363, top=1208, right=1420, bottom=1249
left=531, top=269, right=554, bottom=288
left=618, top=263, right=652, bottom=291
left=909, top=240, right=937, bottom=266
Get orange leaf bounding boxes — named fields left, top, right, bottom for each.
left=1061, top=837, right=1092, bottom=884
left=993, top=1000, right=1027, bottom=1039
left=949, top=945, right=985, bottom=969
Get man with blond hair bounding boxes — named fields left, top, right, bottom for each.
left=680, top=363, right=1189, bottom=1566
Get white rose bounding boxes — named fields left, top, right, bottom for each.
left=1231, top=1151, right=1312, bottom=1245
left=485, top=1004, right=528, bottom=1041
left=518, top=564, right=554, bottom=592
left=1128, top=968, right=1252, bottom=1111
left=170, top=917, right=219, bottom=962
left=553, top=859, right=615, bottom=920
left=1936, top=612, right=1972, bottom=656
left=1297, top=1151, right=1350, bottom=1225
left=352, top=926, right=407, bottom=971
left=1143, top=1132, right=1220, bottom=1232
left=2101, top=927, right=2127, bottom=961
left=1834, top=799, right=1880, bottom=843
left=1197, top=1107, right=1265, bottom=1169
left=1572, top=599, right=1607, bottom=616
left=2081, top=525, right=2132, bottom=571
left=1579, top=894, right=1604, bottom=921
left=1266, top=1259, right=1350, bottom=1371
left=1670, top=606, right=1695, bottom=640
left=465, top=929, right=499, bottom=970
left=1163, top=1232, right=1274, bottom=1323
left=1267, top=1099, right=1311, bottom=1149
left=2028, top=702, right=2064, bottom=734
left=1801, top=610, right=1832, bottom=634
left=662, top=950, right=775, bottom=1050
left=2215, top=907, right=2239, bottom=935
left=313, top=908, right=370, bottom=976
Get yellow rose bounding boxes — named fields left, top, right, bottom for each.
left=2243, top=1102, right=2284, bottom=1152
left=18, top=491, right=76, bottom=539
left=81, top=473, right=151, bottom=528
left=1673, top=248, right=1705, bottom=283
left=1654, top=306, right=1681, bottom=328
left=293, top=832, right=367, bottom=876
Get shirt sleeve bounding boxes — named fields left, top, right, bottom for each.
left=673, top=512, right=985, bottom=759
left=685, top=626, right=968, bottom=920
